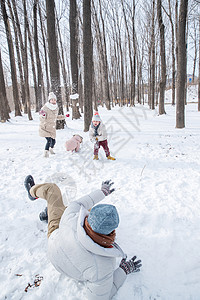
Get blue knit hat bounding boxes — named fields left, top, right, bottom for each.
left=88, top=204, right=119, bottom=235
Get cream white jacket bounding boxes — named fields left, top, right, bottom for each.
left=89, top=122, right=108, bottom=142
left=48, top=190, right=127, bottom=300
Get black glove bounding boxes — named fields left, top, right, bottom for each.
left=101, top=180, right=115, bottom=196
left=119, top=256, right=142, bottom=275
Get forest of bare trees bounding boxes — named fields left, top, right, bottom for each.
left=0, top=0, right=199, bottom=129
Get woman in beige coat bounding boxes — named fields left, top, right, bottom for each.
left=39, top=92, right=65, bottom=157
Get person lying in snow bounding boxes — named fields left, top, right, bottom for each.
left=65, top=134, right=83, bottom=152
left=24, top=175, right=142, bottom=300
left=89, top=111, right=116, bottom=161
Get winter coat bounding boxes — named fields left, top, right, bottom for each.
left=48, top=190, right=127, bottom=300
left=89, top=122, right=107, bottom=142
left=65, top=135, right=82, bottom=152
left=39, top=102, right=64, bottom=139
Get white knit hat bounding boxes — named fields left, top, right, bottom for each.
left=92, top=111, right=101, bottom=122
left=48, top=92, right=57, bottom=101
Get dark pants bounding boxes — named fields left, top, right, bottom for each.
left=94, top=139, right=110, bottom=157
left=45, top=137, right=56, bottom=150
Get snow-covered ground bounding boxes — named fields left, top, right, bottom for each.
left=1, top=90, right=200, bottom=299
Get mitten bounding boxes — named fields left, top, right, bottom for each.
left=39, top=110, right=46, bottom=117
left=101, top=180, right=115, bottom=196
left=119, top=256, right=142, bottom=275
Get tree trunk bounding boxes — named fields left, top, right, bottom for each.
left=191, top=19, right=197, bottom=83
left=57, top=16, right=70, bottom=112
left=175, top=0, right=179, bottom=69
left=0, top=0, right=22, bottom=116
left=70, top=0, right=81, bottom=119
left=7, top=0, right=26, bottom=108
left=83, top=0, right=93, bottom=131
left=176, top=0, right=188, bottom=128
left=78, top=72, right=84, bottom=113
left=121, top=0, right=134, bottom=106
left=137, top=56, right=141, bottom=104
left=33, top=0, right=43, bottom=111
left=157, top=0, right=166, bottom=115
left=38, top=4, right=50, bottom=98
left=11, top=0, right=27, bottom=112
left=184, top=18, right=188, bottom=106
left=150, top=0, right=155, bottom=110
left=98, top=0, right=111, bottom=110
left=11, top=0, right=32, bottom=119
left=167, top=0, right=176, bottom=106
left=46, top=0, right=65, bottom=129
left=198, top=16, right=200, bottom=111
left=70, top=0, right=78, bottom=94
left=0, top=49, right=10, bottom=121
left=113, top=9, right=124, bottom=104
left=92, top=0, right=110, bottom=110
left=132, top=0, right=136, bottom=106
left=23, top=0, right=33, bottom=120
left=92, top=1, right=104, bottom=105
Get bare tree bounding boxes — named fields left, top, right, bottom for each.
left=198, top=16, right=200, bottom=111
left=46, top=0, right=65, bottom=129
left=163, top=0, right=176, bottom=105
left=11, top=0, right=28, bottom=112
left=38, top=3, right=50, bottom=96
left=190, top=18, right=197, bottom=83
left=70, top=0, right=78, bottom=94
left=7, top=0, right=26, bottom=108
left=0, top=0, right=22, bottom=116
left=10, top=0, right=32, bottom=119
left=150, top=0, right=156, bottom=110
left=132, top=0, right=136, bottom=106
left=121, top=0, right=135, bottom=106
left=157, top=0, right=166, bottom=115
left=57, top=16, right=70, bottom=111
left=0, top=49, right=10, bottom=121
left=33, top=0, right=43, bottom=111
left=176, top=0, right=188, bottom=128
left=23, top=0, right=34, bottom=120
left=92, top=0, right=111, bottom=109
left=175, top=0, right=179, bottom=68
left=92, top=3, right=103, bottom=103
left=70, top=0, right=81, bottom=119
left=98, top=0, right=111, bottom=110
left=83, top=0, right=93, bottom=131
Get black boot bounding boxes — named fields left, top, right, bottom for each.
left=24, top=175, right=37, bottom=201
left=39, top=207, right=48, bottom=222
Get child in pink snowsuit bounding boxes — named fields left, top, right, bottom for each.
left=65, top=134, right=83, bottom=152
left=89, top=112, right=116, bottom=160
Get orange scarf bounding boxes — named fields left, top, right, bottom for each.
left=84, top=217, right=116, bottom=248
